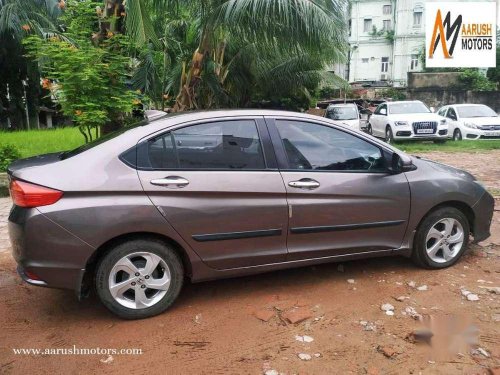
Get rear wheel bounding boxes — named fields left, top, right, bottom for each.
left=95, top=239, right=184, bottom=319
left=412, top=207, right=469, bottom=269
left=453, top=129, right=462, bottom=141
left=385, top=126, right=394, bottom=144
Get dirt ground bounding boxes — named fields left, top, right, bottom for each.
left=0, top=151, right=499, bottom=375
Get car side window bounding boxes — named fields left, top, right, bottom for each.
left=146, top=120, right=266, bottom=170
left=375, top=104, right=387, bottom=116
left=437, top=107, right=447, bottom=116
left=447, top=108, right=457, bottom=121
left=275, top=120, right=386, bottom=172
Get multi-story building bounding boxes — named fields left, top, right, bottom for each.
left=348, top=0, right=425, bottom=87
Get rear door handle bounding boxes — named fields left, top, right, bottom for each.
left=288, top=178, right=320, bottom=190
left=150, top=176, right=189, bottom=188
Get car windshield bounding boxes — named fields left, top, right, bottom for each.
left=326, top=107, right=358, bottom=120
left=457, top=105, right=498, bottom=118
left=389, top=102, right=430, bottom=114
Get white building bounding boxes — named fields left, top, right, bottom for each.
left=348, top=0, right=425, bottom=87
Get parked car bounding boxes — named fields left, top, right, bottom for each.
left=437, top=104, right=500, bottom=141
left=367, top=100, right=448, bottom=143
left=8, top=110, right=493, bottom=319
left=325, top=103, right=361, bottom=131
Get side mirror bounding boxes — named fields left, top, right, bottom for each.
left=387, top=153, right=416, bottom=174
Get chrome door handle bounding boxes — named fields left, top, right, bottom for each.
left=150, top=176, right=189, bottom=188
left=288, top=178, right=320, bottom=190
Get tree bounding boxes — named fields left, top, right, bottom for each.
left=24, top=0, right=136, bottom=141
left=0, top=0, right=62, bottom=130
left=125, top=0, right=348, bottom=111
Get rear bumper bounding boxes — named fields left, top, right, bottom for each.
left=8, top=205, right=93, bottom=294
left=471, top=191, right=495, bottom=243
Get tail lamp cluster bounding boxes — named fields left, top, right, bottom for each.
left=9, top=179, right=63, bottom=208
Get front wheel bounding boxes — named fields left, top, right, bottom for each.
left=411, top=207, right=469, bottom=269
left=95, top=238, right=184, bottom=319
left=385, top=126, right=394, bottom=144
left=366, top=123, right=373, bottom=135
left=453, top=129, right=462, bottom=141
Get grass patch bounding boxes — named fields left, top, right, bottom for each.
left=0, top=127, right=84, bottom=158
left=396, top=140, right=500, bottom=153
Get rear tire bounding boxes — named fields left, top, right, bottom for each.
left=95, top=238, right=184, bottom=319
left=411, top=207, right=469, bottom=269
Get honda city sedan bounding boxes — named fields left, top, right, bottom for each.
left=8, top=110, right=494, bottom=319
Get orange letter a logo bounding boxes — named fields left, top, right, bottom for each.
left=429, top=10, right=451, bottom=58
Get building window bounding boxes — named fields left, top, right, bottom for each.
left=383, top=20, right=391, bottom=31
left=410, top=54, right=419, bottom=70
left=383, top=5, right=392, bottom=15
left=362, top=58, right=369, bottom=63
left=381, top=57, right=389, bottom=73
left=413, top=11, right=422, bottom=26
left=363, top=19, right=372, bottom=33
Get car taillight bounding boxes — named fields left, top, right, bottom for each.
left=9, top=180, right=63, bottom=208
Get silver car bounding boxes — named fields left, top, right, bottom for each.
left=7, top=110, right=494, bottom=319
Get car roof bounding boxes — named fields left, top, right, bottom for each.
left=327, top=103, right=357, bottom=107
left=385, top=100, right=423, bottom=105
left=450, top=104, right=489, bottom=108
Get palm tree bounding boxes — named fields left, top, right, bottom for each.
left=125, top=0, right=348, bottom=111
left=0, top=0, right=62, bottom=129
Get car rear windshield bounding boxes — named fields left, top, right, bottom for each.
left=326, top=107, right=358, bottom=120
left=389, top=102, right=430, bottom=114
left=457, top=105, right=497, bottom=118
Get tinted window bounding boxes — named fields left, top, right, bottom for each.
left=456, top=105, right=497, bottom=118
left=389, top=102, right=430, bottom=114
left=326, top=106, right=358, bottom=120
left=276, top=121, right=385, bottom=172
left=375, top=104, right=387, bottom=115
left=447, top=108, right=457, bottom=120
left=147, top=120, right=265, bottom=170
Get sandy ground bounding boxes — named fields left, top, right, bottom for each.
left=0, top=151, right=499, bottom=375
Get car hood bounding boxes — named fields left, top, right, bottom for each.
left=390, top=113, right=443, bottom=122
left=460, top=117, right=500, bottom=125
left=412, top=156, right=476, bottom=182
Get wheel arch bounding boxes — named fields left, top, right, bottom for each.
left=416, top=200, right=475, bottom=237
left=80, top=232, right=193, bottom=297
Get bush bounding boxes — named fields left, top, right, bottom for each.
left=0, top=144, right=21, bottom=172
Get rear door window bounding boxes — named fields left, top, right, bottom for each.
left=133, top=120, right=266, bottom=170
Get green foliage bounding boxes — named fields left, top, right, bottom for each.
left=23, top=0, right=136, bottom=141
left=0, top=144, right=21, bottom=172
left=378, top=88, right=406, bottom=100
left=397, top=140, right=500, bottom=153
left=457, top=69, right=496, bottom=91
left=0, top=128, right=84, bottom=158
left=486, top=48, right=500, bottom=88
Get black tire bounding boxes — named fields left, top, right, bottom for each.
left=385, top=126, right=394, bottom=144
left=411, top=207, right=470, bottom=269
left=95, top=238, right=184, bottom=319
left=453, top=129, right=462, bottom=141
left=367, top=123, right=373, bottom=135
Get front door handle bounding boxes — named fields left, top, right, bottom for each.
left=150, top=176, right=189, bottom=188
left=288, top=178, right=320, bottom=190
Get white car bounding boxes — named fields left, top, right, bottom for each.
left=367, top=100, right=448, bottom=143
left=437, top=104, right=500, bottom=141
left=325, top=103, right=361, bottom=131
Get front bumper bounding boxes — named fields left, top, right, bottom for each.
left=471, top=191, right=495, bottom=243
left=8, top=205, right=92, bottom=294
left=463, top=128, right=500, bottom=140
left=392, top=125, right=448, bottom=141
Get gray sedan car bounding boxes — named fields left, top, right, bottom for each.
left=8, top=110, right=494, bottom=319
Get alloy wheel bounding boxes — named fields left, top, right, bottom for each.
left=425, top=218, right=465, bottom=263
left=108, top=252, right=171, bottom=309
left=385, top=128, right=393, bottom=143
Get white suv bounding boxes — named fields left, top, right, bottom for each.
left=367, top=100, right=448, bottom=143
left=437, top=104, right=500, bottom=141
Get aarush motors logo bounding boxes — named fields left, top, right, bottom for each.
left=425, top=2, right=496, bottom=68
